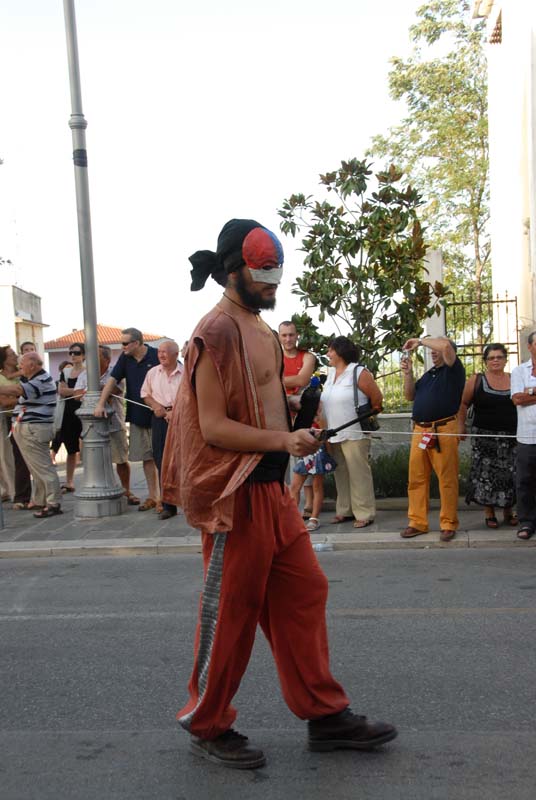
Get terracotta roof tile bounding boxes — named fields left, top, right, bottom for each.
left=44, top=325, right=166, bottom=350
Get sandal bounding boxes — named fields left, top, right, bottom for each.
left=517, top=526, right=534, bottom=540
left=138, top=498, right=157, bottom=512
left=354, top=519, right=374, bottom=529
left=504, top=514, right=518, bottom=527
left=330, top=515, right=354, bottom=524
left=485, top=516, right=499, bottom=529
left=306, top=517, right=320, bottom=532
left=12, top=502, right=31, bottom=511
left=61, top=485, right=75, bottom=494
left=302, top=507, right=312, bottom=520
left=125, top=493, right=140, bottom=506
left=33, top=505, right=63, bottom=518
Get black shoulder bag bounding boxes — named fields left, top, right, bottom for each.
left=353, top=365, right=380, bottom=432
left=466, top=373, right=483, bottom=429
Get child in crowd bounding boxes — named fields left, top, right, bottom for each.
left=290, top=413, right=336, bottom=531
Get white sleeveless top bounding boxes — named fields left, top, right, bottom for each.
left=321, top=363, right=369, bottom=442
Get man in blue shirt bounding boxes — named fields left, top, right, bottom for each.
left=400, top=336, right=465, bottom=542
left=95, top=327, right=159, bottom=510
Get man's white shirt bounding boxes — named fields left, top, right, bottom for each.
left=511, top=359, right=536, bottom=444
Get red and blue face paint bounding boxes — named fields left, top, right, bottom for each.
left=242, top=227, right=284, bottom=285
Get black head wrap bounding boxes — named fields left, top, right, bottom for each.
left=189, top=218, right=262, bottom=291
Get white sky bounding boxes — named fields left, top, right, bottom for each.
left=0, top=0, right=421, bottom=345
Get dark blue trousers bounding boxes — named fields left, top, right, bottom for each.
left=151, top=416, right=176, bottom=513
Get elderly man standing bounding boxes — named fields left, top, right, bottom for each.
left=400, top=336, right=465, bottom=542
left=95, top=327, right=159, bottom=511
left=141, top=340, right=183, bottom=519
left=0, top=352, right=62, bottom=517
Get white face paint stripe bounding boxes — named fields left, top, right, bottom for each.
left=248, top=267, right=283, bottom=285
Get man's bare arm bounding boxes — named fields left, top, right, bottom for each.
left=94, top=376, right=118, bottom=416
left=142, top=393, right=166, bottom=418
left=283, top=352, right=316, bottom=390
left=404, top=336, right=457, bottom=366
left=400, top=355, right=416, bottom=401
left=195, top=349, right=319, bottom=457
left=512, top=392, right=536, bottom=407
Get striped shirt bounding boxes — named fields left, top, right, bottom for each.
left=15, top=369, right=57, bottom=423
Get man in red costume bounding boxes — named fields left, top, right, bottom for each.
left=162, top=218, right=397, bottom=770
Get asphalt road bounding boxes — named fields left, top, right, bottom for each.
left=1, top=549, right=536, bottom=800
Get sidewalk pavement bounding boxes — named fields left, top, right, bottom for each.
left=0, top=463, right=532, bottom=559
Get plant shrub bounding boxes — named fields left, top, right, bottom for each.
left=323, top=447, right=471, bottom=499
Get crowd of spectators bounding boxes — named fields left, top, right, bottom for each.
left=1, top=327, right=535, bottom=542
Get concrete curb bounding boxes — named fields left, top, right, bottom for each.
left=0, top=531, right=534, bottom=559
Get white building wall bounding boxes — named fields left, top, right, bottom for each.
left=483, top=1, right=536, bottom=358
left=0, top=286, right=17, bottom=347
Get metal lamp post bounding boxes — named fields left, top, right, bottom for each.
left=63, top=0, right=124, bottom=517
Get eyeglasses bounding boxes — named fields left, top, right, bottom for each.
left=69, top=350, right=83, bottom=356
left=486, top=355, right=506, bottom=361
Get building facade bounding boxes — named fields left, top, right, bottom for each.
left=44, top=325, right=168, bottom=378
left=473, top=0, right=536, bottom=357
left=0, top=284, right=48, bottom=353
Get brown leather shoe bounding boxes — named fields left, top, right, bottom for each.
left=190, top=729, right=266, bottom=769
left=400, top=526, right=427, bottom=538
left=440, top=529, right=456, bottom=542
left=308, top=708, right=398, bottom=751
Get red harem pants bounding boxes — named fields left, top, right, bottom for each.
left=177, top=481, right=349, bottom=740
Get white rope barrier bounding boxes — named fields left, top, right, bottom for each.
left=0, top=392, right=521, bottom=441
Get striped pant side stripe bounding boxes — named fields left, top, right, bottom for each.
left=178, top=532, right=227, bottom=731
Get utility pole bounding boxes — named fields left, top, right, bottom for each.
left=63, top=0, right=124, bottom=517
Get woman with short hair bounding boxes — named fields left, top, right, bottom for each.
left=321, top=336, right=382, bottom=528
left=459, top=343, right=517, bottom=528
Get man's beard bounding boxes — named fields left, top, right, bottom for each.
left=235, top=269, right=277, bottom=311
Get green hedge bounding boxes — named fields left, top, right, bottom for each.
left=323, top=447, right=471, bottom=499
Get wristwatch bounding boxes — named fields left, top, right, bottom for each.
left=529, top=387, right=534, bottom=396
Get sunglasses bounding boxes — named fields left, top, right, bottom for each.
left=121, top=341, right=134, bottom=347
left=69, top=350, right=83, bottom=356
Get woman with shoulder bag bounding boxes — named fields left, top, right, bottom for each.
left=321, top=336, right=382, bottom=528
left=458, top=343, right=517, bottom=528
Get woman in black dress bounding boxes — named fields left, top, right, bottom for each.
left=459, top=343, right=517, bottom=528
left=56, top=342, right=86, bottom=492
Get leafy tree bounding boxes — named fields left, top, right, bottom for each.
left=278, top=158, right=448, bottom=374
left=367, top=0, right=490, bottom=306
